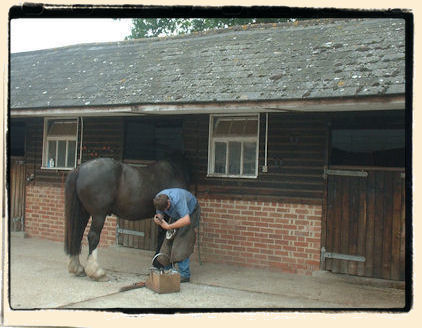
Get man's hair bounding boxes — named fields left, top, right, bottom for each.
left=153, top=194, right=169, bottom=211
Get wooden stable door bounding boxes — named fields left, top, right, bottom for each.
left=324, top=167, right=405, bottom=281
left=10, top=157, right=26, bottom=232
left=117, top=218, right=158, bottom=251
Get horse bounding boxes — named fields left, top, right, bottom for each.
left=64, top=154, right=190, bottom=281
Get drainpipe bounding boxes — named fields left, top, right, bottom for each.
left=263, top=112, right=269, bottom=173
left=78, top=117, right=84, bottom=165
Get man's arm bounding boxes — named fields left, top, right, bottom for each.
left=155, top=214, right=190, bottom=230
left=169, top=214, right=190, bottom=229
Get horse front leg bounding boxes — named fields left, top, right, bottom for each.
left=85, top=214, right=108, bottom=281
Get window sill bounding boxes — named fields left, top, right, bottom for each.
left=206, top=173, right=258, bottom=179
left=41, top=167, right=74, bottom=171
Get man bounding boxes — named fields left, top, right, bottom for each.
left=153, top=188, right=200, bottom=283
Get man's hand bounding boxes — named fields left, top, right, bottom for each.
left=153, top=214, right=171, bottom=230
left=153, top=214, right=191, bottom=230
left=153, top=214, right=163, bottom=224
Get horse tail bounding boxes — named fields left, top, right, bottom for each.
left=64, top=168, right=89, bottom=255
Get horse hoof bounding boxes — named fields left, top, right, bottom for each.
left=85, top=251, right=108, bottom=281
left=87, top=269, right=108, bottom=282
left=85, top=264, right=108, bottom=281
left=94, top=274, right=109, bottom=282
left=69, top=266, right=86, bottom=277
left=68, top=259, right=86, bottom=277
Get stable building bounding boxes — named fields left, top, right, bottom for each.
left=9, top=18, right=408, bottom=280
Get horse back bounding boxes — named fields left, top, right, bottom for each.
left=75, top=157, right=190, bottom=220
left=113, top=161, right=186, bottom=219
left=76, top=158, right=122, bottom=216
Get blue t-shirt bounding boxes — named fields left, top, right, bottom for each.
left=156, top=188, right=198, bottom=220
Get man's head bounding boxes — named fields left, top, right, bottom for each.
left=153, top=194, right=170, bottom=211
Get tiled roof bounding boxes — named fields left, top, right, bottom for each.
left=10, top=18, right=405, bottom=109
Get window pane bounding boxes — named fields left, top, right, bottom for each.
left=244, top=119, right=258, bottom=136
left=214, top=142, right=226, bottom=174
left=230, top=121, right=244, bottom=135
left=214, top=117, right=258, bottom=137
left=243, top=142, right=257, bottom=175
left=228, top=142, right=241, bottom=175
left=47, top=140, right=56, bottom=167
left=67, top=141, right=76, bottom=167
left=57, top=140, right=66, bottom=167
left=48, top=120, right=77, bottom=137
left=214, top=120, right=231, bottom=137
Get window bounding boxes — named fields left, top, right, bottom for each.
left=43, top=118, right=78, bottom=169
left=208, top=115, right=259, bottom=178
left=123, top=118, right=184, bottom=161
left=10, top=121, right=26, bottom=156
left=331, top=129, right=405, bottom=167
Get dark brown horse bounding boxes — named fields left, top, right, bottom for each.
left=64, top=155, right=190, bottom=281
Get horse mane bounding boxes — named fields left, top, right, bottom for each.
left=161, top=151, right=192, bottom=187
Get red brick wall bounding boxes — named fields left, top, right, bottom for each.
left=194, top=196, right=322, bottom=275
left=24, top=184, right=116, bottom=247
left=24, top=184, right=322, bottom=275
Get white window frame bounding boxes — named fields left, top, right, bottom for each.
left=42, top=117, right=79, bottom=170
left=207, top=114, right=260, bottom=179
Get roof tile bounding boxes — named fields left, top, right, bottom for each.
left=10, top=18, right=405, bottom=109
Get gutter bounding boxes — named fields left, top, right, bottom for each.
left=9, top=95, right=405, bottom=118
left=9, top=106, right=138, bottom=118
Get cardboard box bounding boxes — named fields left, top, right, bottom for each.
left=146, top=269, right=180, bottom=294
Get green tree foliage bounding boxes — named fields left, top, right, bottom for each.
left=126, top=18, right=291, bottom=39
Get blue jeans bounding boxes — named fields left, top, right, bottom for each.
left=166, top=257, right=190, bottom=279
left=177, top=257, right=190, bottom=279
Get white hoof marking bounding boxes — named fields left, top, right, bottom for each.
left=85, top=249, right=107, bottom=281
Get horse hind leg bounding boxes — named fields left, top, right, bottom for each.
left=68, top=255, right=85, bottom=276
left=84, top=214, right=108, bottom=281
left=67, top=208, right=89, bottom=277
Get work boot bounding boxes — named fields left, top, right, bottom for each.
left=180, top=276, right=190, bottom=283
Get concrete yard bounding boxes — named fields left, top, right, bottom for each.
left=7, top=234, right=406, bottom=310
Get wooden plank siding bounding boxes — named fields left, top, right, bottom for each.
left=81, top=117, right=124, bottom=162
left=183, top=113, right=328, bottom=203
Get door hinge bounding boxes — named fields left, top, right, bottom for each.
left=321, top=247, right=366, bottom=263
left=116, top=225, right=145, bottom=238
left=323, top=168, right=368, bottom=179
